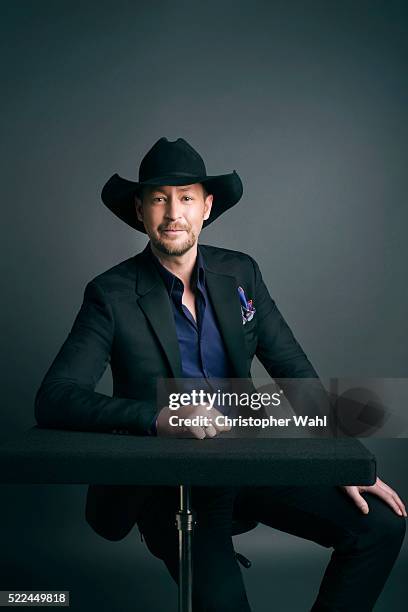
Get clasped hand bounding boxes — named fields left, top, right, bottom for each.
left=156, top=403, right=231, bottom=438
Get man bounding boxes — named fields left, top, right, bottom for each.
left=35, top=137, right=406, bottom=611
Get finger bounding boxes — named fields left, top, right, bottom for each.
left=375, top=479, right=401, bottom=504
left=188, top=425, right=206, bottom=439
left=393, top=495, right=407, bottom=517
left=204, top=424, right=218, bottom=438
left=395, top=498, right=407, bottom=517
left=212, top=415, right=232, bottom=432
left=376, top=477, right=404, bottom=501
left=205, top=409, right=231, bottom=432
left=375, top=479, right=407, bottom=516
left=175, top=424, right=195, bottom=438
left=370, top=486, right=405, bottom=516
left=376, top=478, right=398, bottom=496
left=343, top=486, right=370, bottom=514
left=198, top=402, right=212, bottom=412
left=381, top=488, right=407, bottom=516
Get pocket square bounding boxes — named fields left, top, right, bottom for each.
left=237, top=286, right=256, bottom=325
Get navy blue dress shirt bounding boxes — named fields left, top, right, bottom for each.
left=146, top=242, right=233, bottom=435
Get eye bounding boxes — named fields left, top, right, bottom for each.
left=183, top=196, right=193, bottom=201
left=152, top=197, right=165, bottom=202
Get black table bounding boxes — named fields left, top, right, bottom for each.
left=0, top=428, right=376, bottom=612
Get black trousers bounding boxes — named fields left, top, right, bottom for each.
left=136, top=484, right=406, bottom=612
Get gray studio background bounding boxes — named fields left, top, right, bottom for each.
left=1, top=1, right=407, bottom=610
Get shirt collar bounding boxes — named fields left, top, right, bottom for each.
left=147, top=241, right=206, bottom=297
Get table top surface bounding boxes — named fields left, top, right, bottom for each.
left=0, top=427, right=376, bottom=486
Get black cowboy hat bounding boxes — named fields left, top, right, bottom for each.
left=101, top=137, right=243, bottom=233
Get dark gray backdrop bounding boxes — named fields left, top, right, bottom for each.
left=1, top=1, right=407, bottom=610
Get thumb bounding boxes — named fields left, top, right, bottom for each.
left=345, top=486, right=370, bottom=514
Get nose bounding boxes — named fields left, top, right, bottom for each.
left=164, top=196, right=183, bottom=221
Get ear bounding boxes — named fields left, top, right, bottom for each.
left=135, top=195, right=144, bottom=223
left=203, top=194, right=213, bottom=221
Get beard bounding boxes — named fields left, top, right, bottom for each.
left=150, top=224, right=198, bottom=256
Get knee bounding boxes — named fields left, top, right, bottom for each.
left=385, top=512, right=406, bottom=549
left=352, top=501, right=406, bottom=553
left=371, top=506, right=405, bottom=545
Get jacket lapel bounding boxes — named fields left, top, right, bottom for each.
left=204, top=269, right=249, bottom=379
left=135, top=243, right=249, bottom=380
left=135, top=246, right=183, bottom=378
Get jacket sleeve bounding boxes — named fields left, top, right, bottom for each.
left=250, top=257, right=334, bottom=431
left=34, top=280, right=157, bottom=436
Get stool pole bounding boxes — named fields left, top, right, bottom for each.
left=176, top=484, right=195, bottom=612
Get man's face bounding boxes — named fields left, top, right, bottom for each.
left=135, top=183, right=213, bottom=256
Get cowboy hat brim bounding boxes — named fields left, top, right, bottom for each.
left=101, top=171, right=243, bottom=233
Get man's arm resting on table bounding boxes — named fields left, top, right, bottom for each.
left=34, top=280, right=157, bottom=436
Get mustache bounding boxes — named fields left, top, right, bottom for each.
left=160, top=224, right=190, bottom=231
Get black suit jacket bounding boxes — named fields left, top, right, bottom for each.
left=34, top=242, right=323, bottom=541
